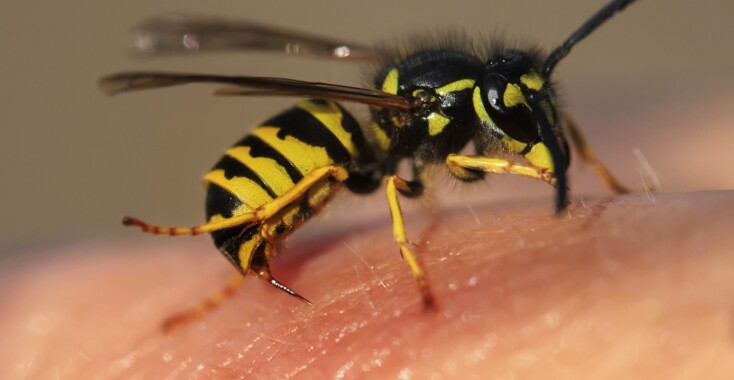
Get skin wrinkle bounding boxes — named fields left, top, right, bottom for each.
left=1, top=191, right=734, bottom=379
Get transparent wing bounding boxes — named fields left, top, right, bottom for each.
left=99, top=72, right=412, bottom=110
left=132, top=13, right=385, bottom=61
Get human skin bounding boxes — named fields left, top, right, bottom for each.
left=2, top=189, right=734, bottom=379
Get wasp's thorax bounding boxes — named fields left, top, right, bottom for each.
left=371, top=50, right=483, bottom=163
left=372, top=48, right=568, bottom=176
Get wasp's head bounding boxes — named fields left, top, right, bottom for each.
left=473, top=49, right=570, bottom=212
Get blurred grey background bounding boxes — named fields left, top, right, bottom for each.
left=1, top=0, right=733, bottom=253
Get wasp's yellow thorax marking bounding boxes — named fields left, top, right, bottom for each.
left=502, top=135, right=528, bottom=154
left=520, top=71, right=544, bottom=91
left=253, top=126, right=332, bottom=175
left=525, top=142, right=554, bottom=172
left=472, top=87, right=496, bottom=127
left=436, top=79, right=476, bottom=96
left=428, top=112, right=451, bottom=136
left=225, top=146, right=295, bottom=196
left=382, top=68, right=399, bottom=94
left=297, top=100, right=358, bottom=158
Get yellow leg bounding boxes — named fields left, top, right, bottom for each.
left=158, top=166, right=350, bottom=330
left=386, top=175, right=434, bottom=308
left=124, top=165, right=349, bottom=236
left=122, top=214, right=258, bottom=236
left=162, top=273, right=245, bottom=332
left=446, top=154, right=556, bottom=186
left=562, top=114, right=632, bottom=194
left=253, top=165, right=348, bottom=220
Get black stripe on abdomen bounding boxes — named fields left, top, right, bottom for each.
left=266, top=106, right=352, bottom=164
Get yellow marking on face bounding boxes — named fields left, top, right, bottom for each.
left=436, top=79, right=476, bottom=96
left=253, top=126, right=332, bottom=176
left=473, top=87, right=496, bottom=127
left=372, top=122, right=391, bottom=151
left=520, top=71, right=544, bottom=91
left=502, top=135, right=527, bottom=154
left=428, top=112, right=451, bottom=136
left=296, top=100, right=358, bottom=158
left=204, top=169, right=273, bottom=209
left=381, top=68, right=399, bottom=94
left=503, top=83, right=528, bottom=108
left=524, top=142, right=554, bottom=172
left=225, top=146, right=295, bottom=196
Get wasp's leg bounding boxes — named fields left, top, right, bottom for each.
left=122, top=213, right=258, bottom=236
left=123, top=165, right=350, bottom=236
left=161, top=227, right=266, bottom=331
left=161, top=216, right=313, bottom=331
left=144, top=165, right=348, bottom=330
left=562, top=114, right=633, bottom=194
left=161, top=272, right=246, bottom=332
left=446, top=154, right=557, bottom=186
left=251, top=165, right=348, bottom=219
left=385, top=175, right=435, bottom=308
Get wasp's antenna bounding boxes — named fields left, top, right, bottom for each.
left=543, top=0, right=637, bottom=77
left=527, top=93, right=568, bottom=214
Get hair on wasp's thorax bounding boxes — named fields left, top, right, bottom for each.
left=369, top=48, right=485, bottom=160
left=367, top=42, right=567, bottom=172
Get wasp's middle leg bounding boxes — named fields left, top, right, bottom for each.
left=385, top=175, right=435, bottom=308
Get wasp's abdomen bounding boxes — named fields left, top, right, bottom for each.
left=203, top=99, right=369, bottom=270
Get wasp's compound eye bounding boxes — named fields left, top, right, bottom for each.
left=481, top=73, right=508, bottom=113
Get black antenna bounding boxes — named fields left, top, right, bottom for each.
left=527, top=93, right=568, bottom=214
left=543, top=0, right=637, bottom=77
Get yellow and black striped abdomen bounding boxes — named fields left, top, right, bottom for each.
left=203, top=99, right=371, bottom=271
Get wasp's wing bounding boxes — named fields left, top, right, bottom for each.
left=99, top=72, right=412, bottom=110
left=132, top=14, right=385, bottom=61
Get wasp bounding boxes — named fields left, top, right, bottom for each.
left=101, top=0, right=637, bottom=329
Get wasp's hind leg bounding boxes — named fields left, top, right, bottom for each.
left=160, top=224, right=315, bottom=332
left=122, top=213, right=258, bottom=236
left=124, top=165, right=350, bottom=236
left=161, top=272, right=246, bottom=332
left=158, top=165, right=349, bottom=331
